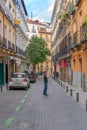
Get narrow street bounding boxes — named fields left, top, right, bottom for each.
left=0, top=78, right=87, bottom=130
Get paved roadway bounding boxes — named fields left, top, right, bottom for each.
left=0, top=78, right=87, bottom=130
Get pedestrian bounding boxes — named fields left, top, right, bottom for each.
left=56, top=71, right=59, bottom=80
left=53, top=71, right=56, bottom=80
left=43, top=71, right=48, bottom=96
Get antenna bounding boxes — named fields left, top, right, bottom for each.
left=31, top=12, right=33, bottom=20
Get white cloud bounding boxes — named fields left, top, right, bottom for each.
left=34, top=0, right=55, bottom=22
left=24, top=0, right=55, bottom=22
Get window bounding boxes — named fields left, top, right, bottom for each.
left=79, top=10, right=82, bottom=25
left=9, top=3, right=12, bottom=10
left=0, top=20, right=2, bottom=35
left=4, top=25, right=7, bottom=38
left=46, top=35, right=49, bottom=41
left=32, top=26, right=36, bottom=33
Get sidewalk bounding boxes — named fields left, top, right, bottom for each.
left=56, top=78, right=87, bottom=111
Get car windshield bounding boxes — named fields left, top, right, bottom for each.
left=11, top=74, right=25, bottom=78
left=31, top=71, right=34, bottom=75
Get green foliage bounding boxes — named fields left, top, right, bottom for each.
left=25, top=36, right=51, bottom=64
left=84, top=15, right=87, bottom=25
left=58, top=15, right=61, bottom=19
left=61, top=12, right=68, bottom=20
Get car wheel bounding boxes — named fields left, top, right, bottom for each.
left=28, top=83, right=30, bottom=88
left=25, top=86, right=28, bottom=90
left=9, top=86, right=11, bottom=90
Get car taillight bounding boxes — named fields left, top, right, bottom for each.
left=23, top=78, right=27, bottom=82
left=9, top=78, right=12, bottom=82
left=32, top=75, right=36, bottom=78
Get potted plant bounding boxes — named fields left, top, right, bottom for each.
left=61, top=11, right=68, bottom=21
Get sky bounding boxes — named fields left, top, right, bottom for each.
left=24, top=0, right=55, bottom=23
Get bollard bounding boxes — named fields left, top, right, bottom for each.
left=59, top=81, right=60, bottom=85
left=66, top=86, right=68, bottom=93
left=6, top=84, right=8, bottom=90
left=61, top=82, right=62, bottom=87
left=76, top=92, right=79, bottom=102
left=58, top=80, right=59, bottom=84
left=1, top=86, right=3, bottom=93
left=86, top=99, right=87, bottom=111
left=70, top=89, right=73, bottom=96
left=63, top=84, right=65, bottom=89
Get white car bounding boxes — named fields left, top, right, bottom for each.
left=8, top=72, right=30, bottom=90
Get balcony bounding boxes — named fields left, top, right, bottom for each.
left=0, top=35, right=4, bottom=47
left=68, top=37, right=72, bottom=50
left=0, top=0, right=14, bottom=23
left=80, top=24, right=87, bottom=43
left=75, top=0, right=81, bottom=6
left=16, top=46, right=26, bottom=57
left=12, top=43, right=16, bottom=52
left=16, top=25, right=28, bottom=40
left=8, top=40, right=12, bottom=50
left=2, top=37, right=8, bottom=49
left=69, top=3, right=76, bottom=15
left=72, top=32, right=77, bottom=47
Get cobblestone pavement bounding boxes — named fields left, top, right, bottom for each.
left=1, top=78, right=87, bottom=130
left=11, top=78, right=87, bottom=130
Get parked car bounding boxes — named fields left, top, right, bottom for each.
left=24, top=70, right=36, bottom=83
left=37, top=72, right=43, bottom=78
left=8, top=72, right=30, bottom=90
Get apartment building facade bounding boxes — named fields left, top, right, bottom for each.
left=51, top=0, right=87, bottom=91
left=0, top=0, right=29, bottom=86
left=38, top=27, right=52, bottom=76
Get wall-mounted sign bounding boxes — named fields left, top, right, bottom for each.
left=14, top=19, right=21, bottom=25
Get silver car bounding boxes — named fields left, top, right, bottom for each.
left=8, top=72, right=30, bottom=90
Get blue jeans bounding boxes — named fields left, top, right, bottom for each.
left=43, top=82, right=48, bottom=95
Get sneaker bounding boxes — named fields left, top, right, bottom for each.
left=45, top=94, right=48, bottom=96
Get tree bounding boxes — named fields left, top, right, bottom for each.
left=25, top=36, right=51, bottom=65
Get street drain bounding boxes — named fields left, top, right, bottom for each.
left=15, top=121, right=29, bottom=130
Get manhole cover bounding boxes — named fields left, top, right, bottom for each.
left=15, top=121, right=29, bottom=130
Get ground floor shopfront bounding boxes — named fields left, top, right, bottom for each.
left=0, top=52, right=29, bottom=87
left=71, top=46, right=87, bottom=92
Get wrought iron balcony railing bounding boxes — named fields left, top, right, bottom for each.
left=69, top=3, right=76, bottom=15
left=80, top=24, right=87, bottom=43
left=68, top=31, right=81, bottom=50
left=75, top=0, right=81, bottom=6
left=12, top=43, right=16, bottom=52
left=68, top=37, right=72, bottom=50
left=16, top=46, right=26, bottom=57
left=72, top=31, right=78, bottom=47
left=0, top=35, right=4, bottom=47
left=8, top=40, right=12, bottom=50
left=52, top=46, right=68, bottom=61
left=2, top=37, right=7, bottom=49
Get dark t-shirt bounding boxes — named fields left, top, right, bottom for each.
left=44, top=75, right=48, bottom=83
